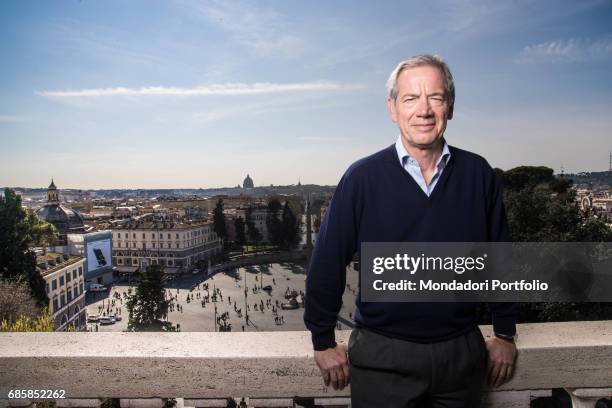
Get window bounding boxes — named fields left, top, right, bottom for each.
left=168, top=233, right=171, bottom=239
left=61, top=293, right=66, bottom=307
left=52, top=280, right=57, bottom=290
left=118, top=259, right=123, bottom=265
left=133, top=259, right=137, bottom=265
left=46, top=283, right=49, bottom=294
left=79, top=267, right=82, bottom=276
left=152, top=233, right=156, bottom=239
left=142, top=233, right=145, bottom=239
left=125, top=233, right=128, bottom=238
left=67, top=288, right=72, bottom=302
left=80, top=282, right=84, bottom=293
left=53, top=297, right=59, bottom=313
left=176, top=243, right=179, bottom=249
left=73, top=269, right=77, bottom=279
left=132, top=242, right=136, bottom=248
left=152, top=242, right=156, bottom=248
left=176, top=233, right=179, bottom=239
left=59, top=276, right=64, bottom=286
left=66, top=272, right=71, bottom=283
left=133, top=233, right=136, bottom=239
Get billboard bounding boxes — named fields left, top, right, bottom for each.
left=86, top=238, right=112, bottom=272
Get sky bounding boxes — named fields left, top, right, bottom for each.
left=1, top=0, right=611, bottom=189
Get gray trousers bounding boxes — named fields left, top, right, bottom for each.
left=348, top=326, right=487, bottom=408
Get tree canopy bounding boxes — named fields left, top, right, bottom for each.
left=0, top=188, right=51, bottom=308
left=126, top=264, right=174, bottom=331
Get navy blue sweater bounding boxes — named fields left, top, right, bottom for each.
left=304, top=144, right=518, bottom=351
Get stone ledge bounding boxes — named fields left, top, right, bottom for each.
left=0, top=321, right=611, bottom=399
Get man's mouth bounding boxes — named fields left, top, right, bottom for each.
left=413, top=124, right=435, bottom=131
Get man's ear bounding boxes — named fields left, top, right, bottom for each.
left=387, top=97, right=398, bottom=123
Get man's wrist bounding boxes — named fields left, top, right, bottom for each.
left=494, top=332, right=517, bottom=343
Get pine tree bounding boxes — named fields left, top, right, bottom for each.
left=280, top=202, right=300, bottom=249
left=245, top=206, right=262, bottom=246
left=126, top=264, right=173, bottom=331
left=213, top=199, right=227, bottom=241
left=266, top=198, right=282, bottom=246
left=234, top=217, right=246, bottom=246
left=0, top=188, right=49, bottom=308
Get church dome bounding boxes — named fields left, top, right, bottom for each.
left=243, top=174, right=254, bottom=189
left=36, top=204, right=85, bottom=233
left=36, top=179, right=85, bottom=237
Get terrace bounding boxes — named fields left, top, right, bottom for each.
left=1, top=321, right=611, bottom=408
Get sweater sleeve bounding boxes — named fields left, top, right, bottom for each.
left=487, top=167, right=519, bottom=337
left=304, top=171, right=359, bottom=351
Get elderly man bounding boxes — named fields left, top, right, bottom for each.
left=304, top=54, right=518, bottom=407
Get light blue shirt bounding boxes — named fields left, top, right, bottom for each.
left=395, top=136, right=451, bottom=196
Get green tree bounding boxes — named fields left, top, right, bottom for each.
left=280, top=202, right=300, bottom=249
left=245, top=207, right=262, bottom=247
left=266, top=198, right=283, bottom=246
left=126, top=264, right=173, bottom=331
left=0, top=188, right=49, bottom=308
left=490, top=166, right=612, bottom=323
left=213, top=199, right=227, bottom=242
left=234, top=217, right=246, bottom=246
left=0, top=307, right=55, bottom=332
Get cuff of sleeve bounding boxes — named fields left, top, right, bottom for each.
left=312, top=329, right=337, bottom=351
left=492, top=315, right=517, bottom=338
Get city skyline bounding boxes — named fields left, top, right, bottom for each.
left=1, top=1, right=612, bottom=189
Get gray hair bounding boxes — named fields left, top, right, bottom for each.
left=386, top=54, right=455, bottom=110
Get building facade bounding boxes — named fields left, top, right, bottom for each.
left=38, top=252, right=87, bottom=331
left=111, top=217, right=222, bottom=276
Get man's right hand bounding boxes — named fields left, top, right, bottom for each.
left=314, top=344, right=350, bottom=390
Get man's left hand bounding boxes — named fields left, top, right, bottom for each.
left=485, top=336, right=517, bottom=388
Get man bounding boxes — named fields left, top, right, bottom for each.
left=304, top=55, right=518, bottom=407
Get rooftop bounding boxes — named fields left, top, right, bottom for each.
left=36, top=252, right=83, bottom=276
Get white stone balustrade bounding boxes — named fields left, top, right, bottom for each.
left=0, top=321, right=611, bottom=407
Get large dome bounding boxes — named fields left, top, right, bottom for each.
left=243, top=174, right=254, bottom=189
left=36, top=204, right=85, bottom=233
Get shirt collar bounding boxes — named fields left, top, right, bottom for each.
left=395, top=135, right=451, bottom=169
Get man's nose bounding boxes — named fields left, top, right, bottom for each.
left=415, top=96, right=433, bottom=117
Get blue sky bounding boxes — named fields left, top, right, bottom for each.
left=1, top=0, right=611, bottom=189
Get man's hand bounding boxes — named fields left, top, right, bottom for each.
left=314, top=343, right=350, bottom=390
left=485, top=336, right=517, bottom=388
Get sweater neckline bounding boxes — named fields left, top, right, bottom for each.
left=382, top=143, right=456, bottom=202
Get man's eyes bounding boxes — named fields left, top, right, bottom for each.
left=402, top=96, right=445, bottom=104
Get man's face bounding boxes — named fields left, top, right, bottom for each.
left=387, top=65, right=453, bottom=149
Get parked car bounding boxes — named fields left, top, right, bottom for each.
left=87, top=314, right=100, bottom=323
left=192, top=269, right=200, bottom=275
left=107, top=314, right=122, bottom=322
left=99, top=316, right=116, bottom=325
left=89, top=283, right=107, bottom=292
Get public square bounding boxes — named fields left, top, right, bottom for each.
left=86, top=262, right=359, bottom=333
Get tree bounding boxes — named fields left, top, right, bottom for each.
left=0, top=307, right=55, bottom=332
left=280, top=202, right=300, bottom=249
left=266, top=198, right=283, bottom=246
left=126, top=264, right=173, bottom=331
left=245, top=207, right=262, bottom=247
left=0, top=278, right=40, bottom=325
left=213, top=199, right=227, bottom=242
left=479, top=166, right=612, bottom=324
left=0, top=188, right=49, bottom=308
left=234, top=217, right=246, bottom=247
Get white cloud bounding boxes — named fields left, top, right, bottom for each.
left=518, top=36, right=612, bottom=63
left=0, top=115, right=31, bottom=122
left=185, top=0, right=307, bottom=58
left=38, top=81, right=362, bottom=98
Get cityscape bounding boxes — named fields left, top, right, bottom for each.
left=2, top=0, right=612, bottom=407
